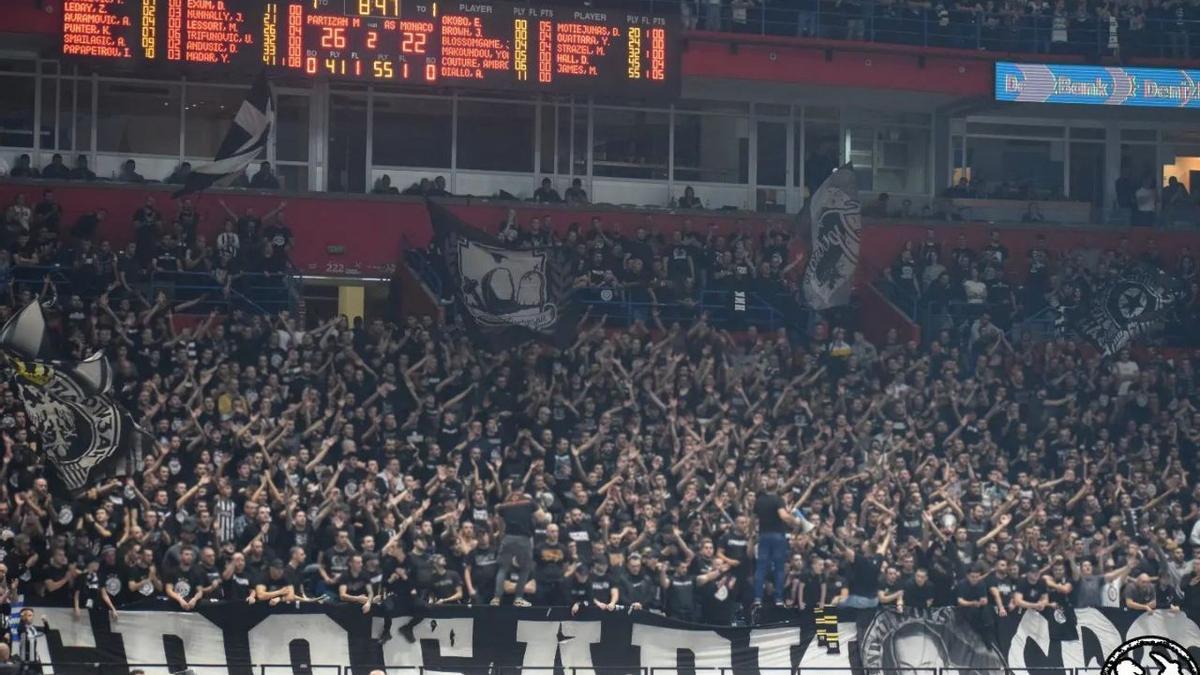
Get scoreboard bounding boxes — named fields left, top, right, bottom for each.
left=60, top=0, right=680, bottom=97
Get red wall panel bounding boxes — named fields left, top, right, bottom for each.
left=2, top=180, right=1197, bottom=286
left=0, top=182, right=431, bottom=277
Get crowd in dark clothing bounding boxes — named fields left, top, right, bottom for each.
left=882, top=228, right=1200, bottom=349
left=0, top=196, right=1194, bottom=632
left=1, top=189, right=294, bottom=306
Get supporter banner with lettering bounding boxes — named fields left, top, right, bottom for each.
left=802, top=164, right=861, bottom=311
left=429, top=200, right=576, bottom=350
left=1069, top=266, right=1179, bottom=356
left=30, top=604, right=1200, bottom=675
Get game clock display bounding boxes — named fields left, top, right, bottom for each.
left=61, top=0, right=679, bottom=97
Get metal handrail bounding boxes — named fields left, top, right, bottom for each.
left=3, top=264, right=297, bottom=315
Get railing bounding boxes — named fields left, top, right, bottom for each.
left=628, top=0, right=1200, bottom=60
left=3, top=265, right=298, bottom=316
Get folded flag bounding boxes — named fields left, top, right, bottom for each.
left=0, top=302, right=152, bottom=495
left=174, top=71, right=274, bottom=198
left=802, top=164, right=862, bottom=310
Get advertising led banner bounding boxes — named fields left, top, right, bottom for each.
left=25, top=603, right=1200, bottom=675
left=995, top=61, right=1200, bottom=108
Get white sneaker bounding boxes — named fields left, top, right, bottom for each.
left=489, top=598, right=501, bottom=606
left=513, top=598, right=532, bottom=607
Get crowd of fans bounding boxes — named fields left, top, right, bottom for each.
left=0, top=187, right=294, bottom=304
left=8, top=153, right=283, bottom=192
left=0, top=187, right=1191, bottom=638
left=592, top=0, right=1200, bottom=58
left=880, top=227, right=1200, bottom=349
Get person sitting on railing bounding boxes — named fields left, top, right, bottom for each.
left=564, top=178, right=589, bottom=205
left=8, top=154, right=37, bottom=179
left=40, top=154, right=69, bottom=181
left=165, top=162, right=192, bottom=185
left=117, top=159, right=145, bottom=183
left=533, top=177, right=562, bottom=204
left=371, top=175, right=400, bottom=195
left=250, top=162, right=281, bottom=190
left=68, top=154, right=96, bottom=181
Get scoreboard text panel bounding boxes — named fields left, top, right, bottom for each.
left=62, top=0, right=679, bottom=97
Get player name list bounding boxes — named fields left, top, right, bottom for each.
left=168, top=0, right=253, bottom=63
left=62, top=0, right=139, bottom=58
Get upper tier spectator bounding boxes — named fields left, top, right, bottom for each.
left=533, top=178, right=562, bottom=204
left=69, top=155, right=96, bottom=182
left=41, top=154, right=70, bottom=181
left=118, top=159, right=145, bottom=183
left=677, top=186, right=703, bottom=209
left=250, top=162, right=281, bottom=190
left=565, top=178, right=589, bottom=205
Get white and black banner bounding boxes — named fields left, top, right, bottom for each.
left=0, top=303, right=151, bottom=495
left=1070, top=266, right=1179, bottom=356
left=430, top=201, right=575, bottom=351
left=28, top=604, right=1200, bottom=675
left=802, top=165, right=861, bottom=311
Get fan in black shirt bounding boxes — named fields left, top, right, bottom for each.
left=427, top=555, right=464, bottom=605
left=255, top=559, right=299, bottom=605
left=163, top=549, right=206, bottom=610
left=337, top=554, right=374, bottom=613
left=1014, top=568, right=1049, bottom=611
left=902, top=568, right=937, bottom=610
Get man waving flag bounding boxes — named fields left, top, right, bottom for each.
left=174, top=71, right=275, bottom=198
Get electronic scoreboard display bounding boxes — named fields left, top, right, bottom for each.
left=61, top=0, right=680, bottom=97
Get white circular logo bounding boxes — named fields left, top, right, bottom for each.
left=1102, top=637, right=1199, bottom=675
left=139, top=580, right=154, bottom=596
left=105, top=576, right=121, bottom=596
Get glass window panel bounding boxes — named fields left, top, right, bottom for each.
left=457, top=100, right=533, bottom=172
left=805, top=105, right=840, bottom=121
left=1121, top=128, right=1157, bottom=142
left=539, top=102, right=556, bottom=175
left=846, top=126, right=874, bottom=192
left=373, top=96, right=451, bottom=168
left=965, top=122, right=1065, bottom=138
left=572, top=106, right=587, bottom=177
left=184, top=84, right=247, bottom=157
left=97, top=80, right=181, bottom=155
left=277, top=164, right=308, bottom=192
left=0, top=75, right=36, bottom=148
left=756, top=121, right=786, bottom=186
left=965, top=138, right=1064, bottom=199
left=1069, top=142, right=1105, bottom=206
left=275, top=94, right=309, bottom=162
left=875, top=126, right=929, bottom=194
left=1069, top=127, right=1105, bottom=140
left=673, top=112, right=748, bottom=184
left=0, top=59, right=35, bottom=73
left=592, top=108, right=667, bottom=180
left=674, top=100, right=750, bottom=114
left=40, top=72, right=57, bottom=152
left=755, top=103, right=790, bottom=117
left=72, top=78, right=93, bottom=153
left=801, top=120, right=839, bottom=191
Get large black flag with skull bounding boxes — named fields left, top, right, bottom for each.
left=802, top=164, right=862, bottom=310
left=0, top=302, right=153, bottom=495
left=428, top=201, right=575, bottom=350
left=1070, top=265, right=1178, bottom=355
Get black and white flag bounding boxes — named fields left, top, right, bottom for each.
left=0, top=303, right=152, bottom=495
left=802, top=164, right=861, bottom=310
left=174, top=71, right=274, bottom=198
left=429, top=201, right=574, bottom=350
left=1071, top=266, right=1178, bottom=355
